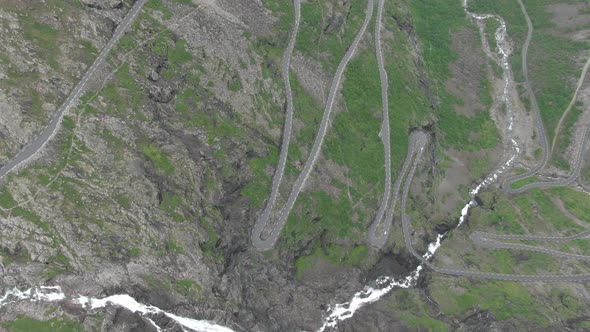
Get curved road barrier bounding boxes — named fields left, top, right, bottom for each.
left=0, top=0, right=148, bottom=180
left=252, top=0, right=374, bottom=250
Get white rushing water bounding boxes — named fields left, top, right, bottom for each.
left=318, top=1, right=523, bottom=330
left=0, top=286, right=234, bottom=332
left=0, top=2, right=524, bottom=331
left=318, top=234, right=444, bottom=331
left=458, top=0, right=521, bottom=226
left=0, top=286, right=66, bottom=306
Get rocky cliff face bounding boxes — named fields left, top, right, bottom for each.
left=0, top=0, right=129, bottom=164
left=2, top=0, right=590, bottom=331
left=0, top=0, right=395, bottom=330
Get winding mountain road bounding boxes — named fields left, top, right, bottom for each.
left=252, top=0, right=374, bottom=250
left=471, top=230, right=590, bottom=261
left=368, top=138, right=413, bottom=248
left=399, top=132, right=590, bottom=282
left=501, top=0, right=550, bottom=193
left=366, top=0, right=395, bottom=249
left=0, top=0, right=148, bottom=180
left=506, top=121, right=590, bottom=194
left=501, top=0, right=590, bottom=195
left=397, top=0, right=590, bottom=283
left=251, top=0, right=300, bottom=250
left=501, top=0, right=551, bottom=195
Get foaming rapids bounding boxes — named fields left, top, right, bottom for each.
left=319, top=2, right=522, bottom=330
left=0, top=286, right=233, bottom=332
left=458, top=138, right=520, bottom=227
left=318, top=234, right=444, bottom=331
left=0, top=286, right=66, bottom=306
left=458, top=0, right=521, bottom=226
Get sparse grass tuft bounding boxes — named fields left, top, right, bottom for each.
left=141, top=144, right=175, bottom=175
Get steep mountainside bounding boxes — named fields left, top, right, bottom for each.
left=0, top=0, right=590, bottom=331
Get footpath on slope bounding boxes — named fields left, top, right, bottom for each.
left=501, top=0, right=590, bottom=195
left=550, top=55, right=590, bottom=156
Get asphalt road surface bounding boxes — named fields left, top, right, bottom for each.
left=251, top=0, right=300, bottom=250
left=367, top=0, right=393, bottom=249
left=398, top=0, right=590, bottom=282
left=368, top=131, right=416, bottom=248
left=0, top=0, right=148, bottom=180
left=252, top=0, right=374, bottom=250
left=399, top=132, right=590, bottom=282
left=502, top=0, right=549, bottom=193
left=502, top=0, right=590, bottom=195
left=471, top=231, right=590, bottom=261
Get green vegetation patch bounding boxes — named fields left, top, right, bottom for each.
left=432, top=279, right=547, bottom=324
left=0, top=247, right=14, bottom=266
left=0, top=188, right=17, bottom=209
left=80, top=39, right=98, bottom=63
left=479, top=68, right=494, bottom=108
left=475, top=195, right=524, bottom=234
left=296, top=0, right=367, bottom=71
left=162, top=39, right=193, bottom=79
left=509, top=176, right=541, bottom=190
left=146, top=0, right=173, bottom=19
left=174, top=278, right=202, bottom=298
left=170, top=0, right=198, bottom=6
left=12, top=207, right=51, bottom=233
left=409, top=0, right=499, bottom=151
left=5, top=316, right=84, bottom=332
left=400, top=313, right=448, bottom=332
left=141, top=143, right=175, bottom=175
left=22, top=20, right=60, bottom=69
left=527, top=189, right=582, bottom=232
left=129, top=247, right=141, bottom=257
left=159, top=192, right=184, bottom=222
left=284, top=73, right=323, bottom=167
left=295, top=244, right=368, bottom=279
left=324, top=52, right=384, bottom=190
left=200, top=218, right=220, bottom=256
left=117, top=35, right=137, bottom=53
left=470, top=0, right=589, bottom=146
left=166, top=239, right=185, bottom=254
left=242, top=148, right=278, bottom=208
left=259, top=0, right=296, bottom=36
left=282, top=191, right=363, bottom=250
left=552, top=187, right=590, bottom=223
left=44, top=253, right=73, bottom=280
left=227, top=75, right=242, bottom=92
